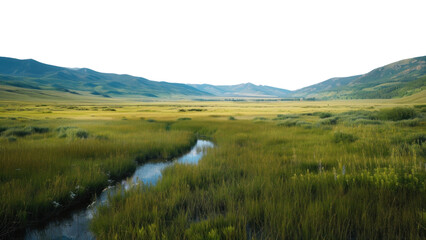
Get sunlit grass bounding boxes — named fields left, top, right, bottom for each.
left=0, top=117, right=195, bottom=236
left=0, top=100, right=425, bottom=239
left=91, top=106, right=424, bottom=239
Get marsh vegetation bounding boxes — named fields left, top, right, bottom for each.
left=0, top=100, right=425, bottom=239
left=0, top=117, right=196, bottom=237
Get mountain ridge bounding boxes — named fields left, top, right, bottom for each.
left=189, top=82, right=291, bottom=98
left=0, top=57, right=211, bottom=98
left=0, top=55, right=425, bottom=101
left=292, top=56, right=426, bottom=99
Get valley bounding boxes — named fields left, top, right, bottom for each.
left=0, top=98, right=425, bottom=239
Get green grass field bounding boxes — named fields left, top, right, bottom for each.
left=0, top=96, right=425, bottom=239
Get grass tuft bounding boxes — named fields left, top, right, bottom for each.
left=378, top=107, right=417, bottom=121
left=333, top=132, right=358, bottom=143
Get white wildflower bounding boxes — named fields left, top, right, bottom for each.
left=52, top=201, right=61, bottom=208
left=70, top=191, right=76, bottom=199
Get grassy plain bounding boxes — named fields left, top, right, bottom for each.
left=0, top=104, right=197, bottom=237
left=0, top=94, right=425, bottom=239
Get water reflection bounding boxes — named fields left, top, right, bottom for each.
left=25, top=140, right=214, bottom=240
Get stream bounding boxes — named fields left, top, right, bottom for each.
left=25, top=139, right=214, bottom=240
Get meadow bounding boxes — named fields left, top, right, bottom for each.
left=0, top=98, right=425, bottom=239
left=0, top=104, right=197, bottom=237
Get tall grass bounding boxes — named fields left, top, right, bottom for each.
left=91, top=111, right=425, bottom=239
left=0, top=119, right=195, bottom=236
left=1, top=103, right=425, bottom=239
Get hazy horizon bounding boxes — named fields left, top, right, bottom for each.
left=1, top=0, right=425, bottom=90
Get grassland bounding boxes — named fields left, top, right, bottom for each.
left=0, top=107, right=197, bottom=236
left=0, top=97, right=425, bottom=239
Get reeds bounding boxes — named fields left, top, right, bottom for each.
left=0, top=119, right=195, bottom=235
left=0, top=103, right=424, bottom=239
left=91, top=111, right=425, bottom=239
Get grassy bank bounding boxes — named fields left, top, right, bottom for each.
left=91, top=106, right=425, bottom=239
left=0, top=101, right=425, bottom=239
left=0, top=117, right=196, bottom=236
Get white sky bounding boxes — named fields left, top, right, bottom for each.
left=1, top=0, right=425, bottom=90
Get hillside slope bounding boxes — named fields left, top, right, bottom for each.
left=1, top=56, right=425, bottom=101
left=292, top=56, right=426, bottom=99
left=0, top=57, right=210, bottom=98
left=190, top=83, right=291, bottom=98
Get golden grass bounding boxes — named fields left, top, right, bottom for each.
left=0, top=98, right=425, bottom=239
left=0, top=117, right=196, bottom=236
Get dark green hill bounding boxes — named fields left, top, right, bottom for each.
left=1, top=55, right=425, bottom=101
left=292, top=56, right=426, bottom=99
left=190, top=83, right=291, bottom=98
left=0, top=57, right=210, bottom=98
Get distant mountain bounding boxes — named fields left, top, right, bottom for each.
left=0, top=57, right=210, bottom=98
left=1, top=55, right=425, bottom=101
left=292, top=56, right=426, bottom=99
left=0, top=56, right=292, bottom=99
left=190, top=83, right=291, bottom=98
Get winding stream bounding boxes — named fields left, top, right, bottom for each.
left=25, top=140, right=214, bottom=240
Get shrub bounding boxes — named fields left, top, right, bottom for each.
left=338, top=110, right=379, bottom=121
left=56, top=126, right=89, bottom=139
left=73, top=129, right=89, bottom=139
left=316, top=117, right=338, bottom=126
left=253, top=117, right=268, bottom=121
left=178, top=118, right=192, bottom=121
left=319, top=112, right=332, bottom=118
left=275, top=114, right=299, bottom=120
left=229, top=116, right=236, bottom=120
left=414, top=104, right=426, bottom=112
left=56, top=126, right=76, bottom=138
left=407, top=134, right=426, bottom=145
left=0, top=126, right=8, bottom=133
left=295, top=121, right=312, bottom=128
left=277, top=119, right=298, bottom=127
left=25, top=126, right=50, bottom=133
left=333, top=132, right=358, bottom=143
left=3, top=128, right=32, bottom=137
left=1, top=126, right=49, bottom=137
left=378, top=107, right=416, bottom=121
left=352, top=119, right=383, bottom=125
left=394, top=119, right=420, bottom=127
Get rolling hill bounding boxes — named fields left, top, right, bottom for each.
left=0, top=55, right=425, bottom=101
left=292, top=56, right=426, bottom=99
left=0, top=57, right=211, bottom=99
left=189, top=83, right=291, bottom=98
